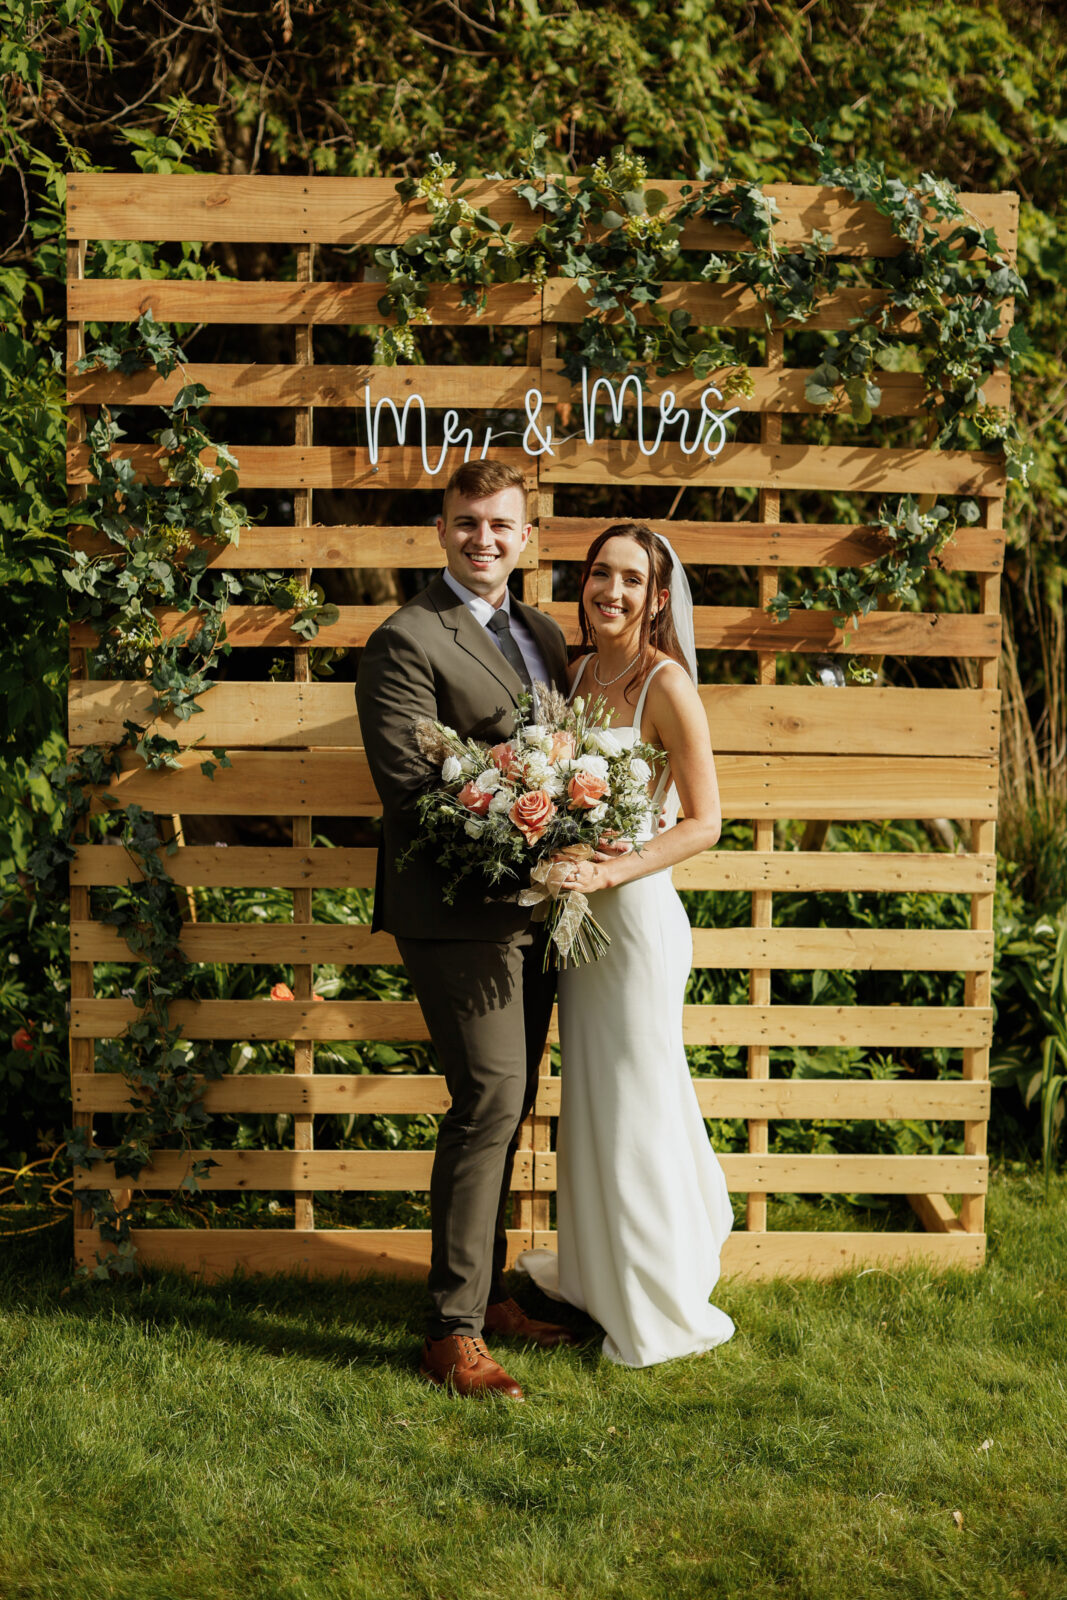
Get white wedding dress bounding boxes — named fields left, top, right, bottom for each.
left=518, top=658, right=735, bottom=1367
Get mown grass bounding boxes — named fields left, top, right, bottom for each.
left=1, top=1173, right=1065, bottom=1600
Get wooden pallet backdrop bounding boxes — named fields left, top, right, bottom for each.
left=66, top=175, right=1015, bottom=1280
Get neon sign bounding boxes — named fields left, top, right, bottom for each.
left=364, top=368, right=740, bottom=476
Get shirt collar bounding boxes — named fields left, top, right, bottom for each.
left=442, top=567, right=513, bottom=628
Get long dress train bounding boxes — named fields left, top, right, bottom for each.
left=518, top=659, right=735, bottom=1368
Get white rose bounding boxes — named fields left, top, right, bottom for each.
left=489, top=789, right=514, bottom=814
left=441, top=755, right=463, bottom=783
left=628, top=757, right=652, bottom=784
left=573, top=753, right=609, bottom=782
left=474, top=767, right=504, bottom=794
left=464, top=818, right=486, bottom=838
left=585, top=727, right=625, bottom=758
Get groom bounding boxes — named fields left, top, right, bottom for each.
left=357, top=459, right=576, bottom=1400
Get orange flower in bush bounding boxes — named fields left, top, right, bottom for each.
left=11, top=1025, right=33, bottom=1052
left=509, top=788, right=556, bottom=845
left=568, top=771, right=609, bottom=809
left=270, top=982, right=295, bottom=1001
left=457, top=780, right=492, bottom=815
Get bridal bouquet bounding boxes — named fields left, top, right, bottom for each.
left=407, top=683, right=664, bottom=967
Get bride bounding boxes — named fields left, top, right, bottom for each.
left=518, top=522, right=735, bottom=1368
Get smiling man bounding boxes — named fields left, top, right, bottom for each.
left=356, top=460, right=575, bottom=1399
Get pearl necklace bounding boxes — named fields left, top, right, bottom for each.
left=593, top=650, right=641, bottom=688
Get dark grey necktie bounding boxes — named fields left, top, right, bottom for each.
left=486, top=607, right=533, bottom=691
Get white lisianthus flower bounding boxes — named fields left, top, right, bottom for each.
left=573, top=753, right=609, bottom=782
left=474, top=767, right=505, bottom=794
left=585, top=727, right=626, bottom=758
left=629, top=756, right=652, bottom=784
left=464, top=818, right=486, bottom=838
left=489, top=789, right=514, bottom=814
left=441, top=755, right=463, bottom=783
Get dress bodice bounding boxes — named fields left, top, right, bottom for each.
left=570, top=655, right=680, bottom=835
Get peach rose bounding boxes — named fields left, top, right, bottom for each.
left=270, top=982, right=295, bottom=1001
left=509, top=788, right=557, bottom=845
left=548, top=730, right=575, bottom=763
left=568, top=771, right=609, bottom=809
left=489, top=741, right=524, bottom=782
left=457, top=780, right=493, bottom=815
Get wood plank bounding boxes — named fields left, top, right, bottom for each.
left=539, top=519, right=1006, bottom=574
left=67, top=444, right=532, bottom=492
left=66, top=357, right=1011, bottom=416
left=74, top=1071, right=991, bottom=1120
left=79, top=749, right=998, bottom=819
left=69, top=681, right=1000, bottom=758
left=72, top=921, right=993, bottom=973
left=69, top=524, right=529, bottom=571
left=84, top=1225, right=984, bottom=1281
left=71, top=998, right=993, bottom=1047
left=69, top=363, right=543, bottom=410
left=542, top=280, right=1015, bottom=334
left=540, top=439, right=1006, bottom=497
left=68, top=279, right=543, bottom=326
left=907, top=1193, right=966, bottom=1234
left=71, top=604, right=1002, bottom=657
left=75, top=1147, right=986, bottom=1195
left=71, top=844, right=996, bottom=895
left=67, top=176, right=1017, bottom=257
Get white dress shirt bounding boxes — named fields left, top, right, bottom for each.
left=442, top=569, right=551, bottom=689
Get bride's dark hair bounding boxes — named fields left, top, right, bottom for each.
left=577, top=523, right=687, bottom=698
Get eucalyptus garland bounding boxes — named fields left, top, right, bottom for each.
left=374, top=132, right=1030, bottom=624
left=37, top=315, right=336, bottom=1276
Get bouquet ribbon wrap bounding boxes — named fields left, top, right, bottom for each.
left=518, top=845, right=599, bottom=964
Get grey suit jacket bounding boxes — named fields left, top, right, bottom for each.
left=356, top=574, right=570, bottom=940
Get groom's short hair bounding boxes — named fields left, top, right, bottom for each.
left=442, top=460, right=528, bottom=519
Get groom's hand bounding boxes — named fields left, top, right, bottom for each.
left=592, top=835, right=633, bottom=863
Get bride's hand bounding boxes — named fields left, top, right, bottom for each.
left=591, top=833, right=633, bottom=864
left=560, top=858, right=609, bottom=894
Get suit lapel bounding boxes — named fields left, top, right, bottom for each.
left=428, top=574, right=525, bottom=706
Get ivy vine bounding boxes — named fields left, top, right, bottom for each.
left=35, top=314, right=335, bottom=1276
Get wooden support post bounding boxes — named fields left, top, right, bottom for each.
left=292, top=243, right=316, bottom=1232
left=747, top=328, right=783, bottom=1233
left=67, top=240, right=97, bottom=1250
left=960, top=498, right=1001, bottom=1238
left=515, top=305, right=553, bottom=1246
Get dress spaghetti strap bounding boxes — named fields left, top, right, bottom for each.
left=568, top=654, right=594, bottom=702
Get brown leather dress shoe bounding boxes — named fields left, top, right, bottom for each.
left=483, top=1296, right=581, bottom=1349
left=418, top=1334, right=524, bottom=1400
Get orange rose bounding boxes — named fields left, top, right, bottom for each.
left=457, top=780, right=492, bottom=815
left=509, top=788, right=556, bottom=845
left=548, top=730, right=575, bottom=763
left=489, top=742, right=524, bottom=782
left=270, top=982, right=295, bottom=1001
left=568, top=772, right=609, bottom=809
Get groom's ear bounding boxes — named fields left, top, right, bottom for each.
left=436, top=516, right=446, bottom=547
left=521, top=521, right=532, bottom=549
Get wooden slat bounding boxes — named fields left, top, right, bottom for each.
left=66, top=358, right=1012, bottom=416
left=541, top=439, right=1006, bottom=496
left=80, top=1225, right=982, bottom=1280
left=71, top=999, right=992, bottom=1047
left=539, top=519, right=1006, bottom=574
left=75, top=1147, right=987, bottom=1196
left=69, top=682, right=1000, bottom=758
left=67, top=439, right=1006, bottom=496
left=69, top=363, right=543, bottom=409
left=71, top=845, right=996, bottom=895
left=67, top=176, right=1017, bottom=257
left=69, top=524, right=535, bottom=571
left=71, top=603, right=1001, bottom=657
left=67, top=444, right=532, bottom=492
left=542, top=280, right=1015, bottom=334
left=80, top=750, right=998, bottom=820
left=71, top=921, right=993, bottom=972
left=67, top=279, right=543, bottom=325
left=907, top=1193, right=966, bottom=1234
left=74, top=1072, right=991, bottom=1121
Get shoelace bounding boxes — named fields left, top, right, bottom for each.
left=456, top=1334, right=491, bottom=1364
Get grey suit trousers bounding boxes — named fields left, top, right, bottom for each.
left=397, top=928, right=556, bottom=1339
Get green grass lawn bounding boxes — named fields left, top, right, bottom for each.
left=2, top=1174, right=1065, bottom=1600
